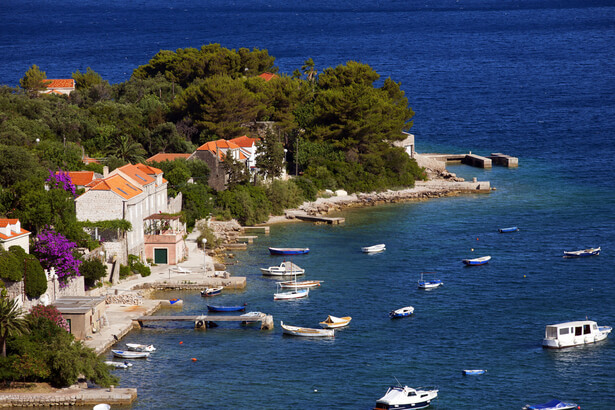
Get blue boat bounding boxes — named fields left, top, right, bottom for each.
left=499, top=226, right=519, bottom=233
left=522, top=399, right=580, bottom=410
left=462, top=255, right=491, bottom=266
left=207, top=304, right=246, bottom=312
left=269, top=247, right=310, bottom=255
left=462, top=369, right=486, bottom=375
left=389, top=306, right=414, bottom=318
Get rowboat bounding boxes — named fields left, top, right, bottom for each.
left=126, top=343, right=156, bottom=352
left=319, top=315, right=351, bottom=329
left=273, top=287, right=309, bottom=301
left=111, top=350, right=150, bottom=359
left=389, top=306, right=414, bottom=318
left=277, top=279, right=322, bottom=289
left=522, top=399, right=580, bottom=410
left=280, top=321, right=334, bottom=337
left=462, top=369, right=486, bottom=375
left=269, top=247, right=310, bottom=255
left=260, top=261, right=305, bottom=276
left=200, top=286, right=223, bottom=297
left=563, top=247, right=600, bottom=258
left=207, top=304, right=247, bottom=312
left=462, top=255, right=491, bottom=265
left=104, top=361, right=132, bottom=369
left=417, top=272, right=443, bottom=290
left=374, top=384, right=438, bottom=410
left=498, top=226, right=519, bottom=233
left=361, top=243, right=386, bottom=253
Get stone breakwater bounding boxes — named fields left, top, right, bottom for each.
left=0, top=387, right=137, bottom=407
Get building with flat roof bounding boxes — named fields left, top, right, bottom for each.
left=53, top=296, right=107, bottom=340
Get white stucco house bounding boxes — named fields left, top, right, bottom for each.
left=0, top=219, right=31, bottom=253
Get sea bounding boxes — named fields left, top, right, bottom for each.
left=2, top=1, right=615, bottom=408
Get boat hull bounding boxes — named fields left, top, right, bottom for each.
left=374, top=386, right=438, bottom=410
left=207, top=305, right=246, bottom=312
left=319, top=316, right=352, bottom=329
left=111, top=350, right=150, bottom=359
left=362, top=244, right=386, bottom=253
left=274, top=288, right=309, bottom=300
left=462, top=369, right=486, bottom=375
left=462, top=256, right=491, bottom=265
left=201, top=287, right=223, bottom=297
left=268, top=247, right=310, bottom=255
left=418, top=280, right=443, bottom=290
left=374, top=400, right=433, bottom=410
left=281, top=321, right=334, bottom=337
left=389, top=307, right=414, bottom=318
left=542, top=321, right=611, bottom=348
left=498, top=227, right=519, bottom=233
left=563, top=247, right=600, bottom=258
left=278, top=280, right=321, bottom=289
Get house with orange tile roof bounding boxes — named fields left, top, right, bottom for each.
left=229, top=135, right=260, bottom=171
left=41, top=79, right=76, bottom=95
left=188, top=139, right=247, bottom=191
left=147, top=153, right=191, bottom=163
left=258, top=72, right=279, bottom=82
left=55, top=171, right=97, bottom=188
left=0, top=219, right=31, bottom=253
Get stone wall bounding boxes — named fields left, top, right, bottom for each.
left=167, top=191, right=183, bottom=214
left=5, top=273, right=85, bottom=311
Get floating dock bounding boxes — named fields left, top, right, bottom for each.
left=133, top=313, right=274, bottom=330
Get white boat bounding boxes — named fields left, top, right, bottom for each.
left=374, top=384, right=438, bottom=410
left=104, top=361, right=132, bottom=369
left=362, top=243, right=386, bottom=253
left=273, top=286, right=309, bottom=300
left=111, top=349, right=150, bottom=359
left=542, top=319, right=612, bottom=349
left=462, top=255, right=491, bottom=265
left=277, top=279, right=322, bottom=289
left=280, top=321, right=334, bottom=337
left=260, top=261, right=305, bottom=276
left=522, top=399, right=580, bottom=410
left=126, top=343, right=156, bottom=352
left=563, top=246, right=600, bottom=258
left=200, top=286, right=223, bottom=297
left=389, top=306, right=414, bottom=318
left=93, top=405, right=111, bottom=410
left=319, top=315, right=352, bottom=329
left=417, top=272, right=443, bottom=290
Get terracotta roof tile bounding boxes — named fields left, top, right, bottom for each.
left=44, top=79, right=75, bottom=89
left=88, top=174, right=143, bottom=200
left=196, top=139, right=246, bottom=161
left=56, top=171, right=95, bottom=187
left=229, top=135, right=260, bottom=147
left=147, top=153, right=191, bottom=163
left=258, top=73, right=278, bottom=82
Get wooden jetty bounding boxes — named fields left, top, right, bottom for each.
left=133, top=313, right=274, bottom=330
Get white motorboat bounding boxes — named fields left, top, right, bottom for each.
left=126, top=343, right=156, bottom=352
left=374, top=384, right=438, bottom=409
left=389, top=306, right=414, bottom=318
left=319, top=315, right=352, bottom=329
left=462, top=255, right=491, bottom=265
left=273, top=286, right=309, bottom=300
left=280, top=321, right=334, bottom=337
left=104, top=361, right=132, bottom=369
left=260, top=261, right=305, bottom=276
left=111, top=349, right=150, bottom=359
left=563, top=246, right=600, bottom=258
left=93, top=404, right=111, bottom=410
left=417, top=272, right=443, bottom=290
left=362, top=243, right=386, bottom=253
left=542, top=320, right=612, bottom=348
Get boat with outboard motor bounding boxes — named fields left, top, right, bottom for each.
left=374, top=382, right=438, bottom=410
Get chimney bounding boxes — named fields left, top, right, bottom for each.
left=103, top=166, right=109, bottom=178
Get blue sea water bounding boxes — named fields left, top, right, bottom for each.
left=3, top=0, right=615, bottom=408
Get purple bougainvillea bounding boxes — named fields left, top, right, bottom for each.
left=33, top=228, right=82, bottom=287
left=46, top=169, right=76, bottom=197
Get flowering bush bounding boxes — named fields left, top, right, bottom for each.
left=46, top=169, right=76, bottom=197
left=33, top=228, right=82, bottom=287
left=29, top=305, right=70, bottom=332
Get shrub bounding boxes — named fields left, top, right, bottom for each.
left=293, top=177, right=317, bottom=201
left=80, top=259, right=107, bottom=288
left=119, top=264, right=130, bottom=279
left=29, top=305, right=69, bottom=332
left=0, top=248, right=22, bottom=282
left=266, top=180, right=305, bottom=215
left=23, top=255, right=47, bottom=299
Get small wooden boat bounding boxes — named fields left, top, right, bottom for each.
left=462, top=255, right=491, bottom=265
left=277, top=279, right=322, bottom=289
left=498, top=226, right=519, bottom=233
left=260, top=261, right=305, bottom=276
left=319, top=315, right=352, bottom=329
left=522, top=399, right=580, bottom=410
left=389, top=306, right=414, bottom=318
left=207, top=304, right=247, bottom=312
left=111, top=350, right=150, bottom=359
left=281, top=321, right=334, bottom=337
left=200, top=286, right=223, bottom=297
left=563, top=246, right=600, bottom=258
left=462, top=369, right=486, bottom=375
left=361, top=243, right=386, bottom=253
left=126, top=343, right=156, bottom=352
left=104, top=361, right=132, bottom=369
left=269, top=247, right=310, bottom=255
left=375, top=384, right=438, bottom=410
left=417, top=272, right=443, bottom=290
left=273, top=287, right=309, bottom=300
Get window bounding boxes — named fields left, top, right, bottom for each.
left=547, top=327, right=558, bottom=338
left=575, top=326, right=582, bottom=336
left=584, top=324, right=591, bottom=334
left=559, top=327, right=569, bottom=335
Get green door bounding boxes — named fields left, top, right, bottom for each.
left=154, top=248, right=168, bottom=264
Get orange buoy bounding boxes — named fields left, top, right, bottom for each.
left=192, top=358, right=197, bottom=362
left=179, top=341, right=183, bottom=345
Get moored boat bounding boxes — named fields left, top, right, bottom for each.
left=207, top=304, right=247, bottom=312
left=93, top=405, right=111, bottom=410
left=273, top=287, right=309, bottom=300
left=542, top=319, right=612, bottom=348
left=389, top=306, right=414, bottom=318
left=268, top=247, right=310, bottom=255
left=126, top=343, right=156, bottom=352
left=499, top=226, right=519, bottom=233
left=417, top=272, right=443, bottom=290
left=260, top=261, right=305, bottom=276
left=462, top=255, right=491, bottom=265
left=104, top=360, right=132, bottom=369
left=522, top=399, right=580, bottom=410
left=280, top=321, right=334, bottom=337
left=200, top=286, right=223, bottom=297
left=462, top=369, right=486, bottom=375
left=111, top=350, right=150, bottom=359
left=277, top=279, right=322, bottom=288
left=319, top=315, right=352, bottom=329
left=374, top=384, right=438, bottom=410
left=563, top=247, right=600, bottom=258
left=362, top=243, right=386, bottom=253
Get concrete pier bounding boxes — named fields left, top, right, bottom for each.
left=0, top=387, right=137, bottom=407
left=243, top=226, right=270, bottom=234
left=463, top=153, right=492, bottom=168
left=489, top=152, right=519, bottom=167
left=133, top=312, right=274, bottom=330
left=285, top=211, right=345, bottom=224
left=422, top=152, right=517, bottom=168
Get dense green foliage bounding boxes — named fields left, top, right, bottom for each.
left=0, top=298, right=29, bottom=357
left=0, top=247, right=47, bottom=298
left=80, top=258, right=108, bottom=288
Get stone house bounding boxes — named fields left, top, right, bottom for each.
left=0, top=218, right=31, bottom=253
left=188, top=139, right=247, bottom=191
left=229, top=135, right=260, bottom=172
left=41, top=79, right=76, bottom=95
